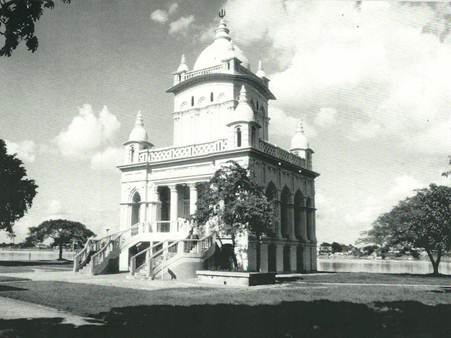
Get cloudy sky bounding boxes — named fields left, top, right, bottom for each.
left=0, top=0, right=449, bottom=244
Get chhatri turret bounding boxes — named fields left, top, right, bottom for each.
left=290, top=119, right=313, bottom=169
left=167, top=9, right=275, bottom=147
left=123, top=111, right=153, bottom=164
left=227, top=85, right=261, bottom=148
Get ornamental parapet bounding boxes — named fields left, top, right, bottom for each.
left=133, top=138, right=310, bottom=170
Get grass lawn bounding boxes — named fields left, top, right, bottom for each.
left=0, top=272, right=449, bottom=337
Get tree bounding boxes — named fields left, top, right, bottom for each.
left=0, top=139, right=38, bottom=233
left=25, top=219, right=95, bottom=260
left=194, top=161, right=273, bottom=271
left=0, top=0, right=71, bottom=57
left=360, top=184, right=450, bottom=275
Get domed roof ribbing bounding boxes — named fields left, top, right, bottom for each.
left=128, top=111, right=148, bottom=142
left=193, top=12, right=249, bottom=70
left=229, top=85, right=257, bottom=125
left=290, top=120, right=309, bottom=150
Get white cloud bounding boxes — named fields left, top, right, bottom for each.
left=168, top=3, right=178, bottom=15
left=169, top=15, right=195, bottom=36
left=314, top=108, right=337, bottom=128
left=5, top=139, right=37, bottom=163
left=269, top=106, right=317, bottom=148
left=55, top=104, right=120, bottom=159
left=223, top=0, right=449, bottom=154
left=45, top=199, right=69, bottom=220
left=150, top=9, right=169, bottom=24
left=347, top=119, right=382, bottom=141
left=90, top=146, right=123, bottom=171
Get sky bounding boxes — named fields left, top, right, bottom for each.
left=0, top=0, right=450, bottom=244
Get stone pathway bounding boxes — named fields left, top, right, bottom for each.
left=0, top=295, right=101, bottom=326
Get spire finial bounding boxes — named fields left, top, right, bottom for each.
left=181, top=54, right=186, bottom=64
left=215, top=9, right=230, bottom=40
left=258, top=60, right=263, bottom=71
left=296, top=119, right=305, bottom=134
left=238, top=85, right=248, bottom=102
left=256, top=60, right=266, bottom=78
left=135, top=111, right=144, bottom=126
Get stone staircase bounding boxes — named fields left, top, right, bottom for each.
left=130, top=233, right=216, bottom=280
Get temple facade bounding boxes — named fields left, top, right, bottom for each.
left=116, top=13, right=319, bottom=274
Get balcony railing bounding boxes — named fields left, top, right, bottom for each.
left=135, top=138, right=307, bottom=169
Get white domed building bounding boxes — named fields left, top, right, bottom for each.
left=74, top=11, right=318, bottom=279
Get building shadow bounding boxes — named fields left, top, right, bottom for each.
left=0, top=300, right=449, bottom=338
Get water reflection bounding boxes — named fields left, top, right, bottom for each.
left=0, top=250, right=74, bottom=261
left=318, top=258, right=451, bottom=275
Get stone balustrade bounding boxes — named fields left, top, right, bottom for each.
left=135, top=138, right=307, bottom=169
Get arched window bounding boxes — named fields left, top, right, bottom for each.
left=235, top=126, right=242, bottom=147
left=294, top=190, right=304, bottom=239
left=191, top=96, right=194, bottom=106
left=256, top=101, right=259, bottom=110
left=129, top=146, right=135, bottom=162
left=131, top=192, right=141, bottom=226
left=210, top=92, right=214, bottom=102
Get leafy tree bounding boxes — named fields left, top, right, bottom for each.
left=0, top=0, right=71, bottom=57
left=360, top=184, right=450, bottom=275
left=194, top=161, right=273, bottom=271
left=25, top=219, right=95, bottom=260
left=0, top=139, right=38, bottom=233
left=331, top=241, right=342, bottom=253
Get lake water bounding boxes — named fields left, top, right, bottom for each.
left=0, top=250, right=75, bottom=261
left=318, top=257, right=451, bottom=275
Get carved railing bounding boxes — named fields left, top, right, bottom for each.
left=140, top=139, right=228, bottom=163
left=257, top=140, right=306, bottom=168
left=182, top=64, right=226, bottom=81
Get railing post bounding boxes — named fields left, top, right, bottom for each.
left=146, top=250, right=151, bottom=278
left=130, top=257, right=135, bottom=276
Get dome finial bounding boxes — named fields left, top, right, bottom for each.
left=177, top=54, right=189, bottom=73
left=215, top=9, right=230, bottom=41
left=256, top=60, right=266, bottom=78
left=135, top=110, right=144, bottom=127
left=296, top=119, right=305, bottom=134
left=238, top=85, right=248, bottom=103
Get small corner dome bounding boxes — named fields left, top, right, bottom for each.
left=228, top=86, right=257, bottom=125
left=128, top=111, right=149, bottom=143
left=291, top=133, right=308, bottom=150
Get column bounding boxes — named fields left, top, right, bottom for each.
left=289, top=245, right=297, bottom=272
left=260, top=243, right=269, bottom=272
left=276, top=244, right=284, bottom=272
left=189, top=183, right=198, bottom=215
left=274, top=190, right=282, bottom=239
left=169, top=185, right=178, bottom=233
left=149, top=186, right=159, bottom=233
left=303, top=244, right=311, bottom=272
left=300, top=198, right=308, bottom=241
left=287, top=197, right=296, bottom=241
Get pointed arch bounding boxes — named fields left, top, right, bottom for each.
left=294, top=190, right=304, bottom=239
left=280, top=186, right=291, bottom=238
left=131, top=191, right=141, bottom=226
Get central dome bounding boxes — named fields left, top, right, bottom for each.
left=193, top=18, right=249, bottom=70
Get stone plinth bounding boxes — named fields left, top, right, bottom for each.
left=196, top=270, right=276, bottom=286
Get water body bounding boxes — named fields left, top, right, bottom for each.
left=0, top=250, right=75, bottom=261
left=318, top=257, right=451, bottom=275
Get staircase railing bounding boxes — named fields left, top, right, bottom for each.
left=129, top=233, right=216, bottom=279
left=73, top=225, right=138, bottom=272
left=89, top=232, right=123, bottom=275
